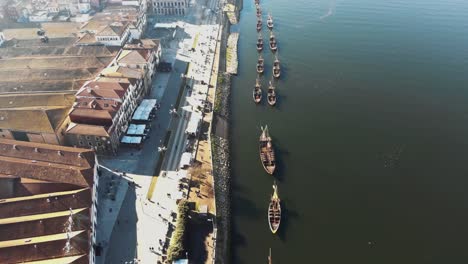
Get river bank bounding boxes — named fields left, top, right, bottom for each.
left=211, top=0, right=243, bottom=262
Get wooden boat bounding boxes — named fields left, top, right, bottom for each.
left=259, top=125, right=276, bottom=174
left=253, top=77, right=262, bottom=103
left=269, top=32, right=277, bottom=52
left=267, top=81, right=276, bottom=106
left=268, top=183, right=281, bottom=234
left=256, top=54, right=264, bottom=74
left=256, top=33, right=263, bottom=52
left=256, top=5, right=262, bottom=17
left=267, top=13, right=274, bottom=30
left=256, top=19, right=262, bottom=32
left=273, top=55, right=280, bottom=78
left=268, top=248, right=272, bottom=264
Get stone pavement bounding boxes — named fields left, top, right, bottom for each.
left=94, top=3, right=223, bottom=264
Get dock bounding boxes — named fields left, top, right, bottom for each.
left=226, top=32, right=239, bottom=75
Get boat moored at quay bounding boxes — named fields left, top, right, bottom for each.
left=273, top=55, right=280, bottom=78
left=257, top=33, right=264, bottom=51
left=268, top=183, right=281, bottom=234
left=259, top=125, right=276, bottom=174
left=257, top=54, right=264, bottom=74
left=269, top=31, right=277, bottom=52
left=267, top=81, right=276, bottom=106
left=267, top=13, right=274, bottom=30
left=253, top=76, right=263, bottom=103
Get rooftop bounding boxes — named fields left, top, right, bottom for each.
left=66, top=122, right=111, bottom=137
left=69, top=108, right=115, bottom=126
left=100, top=65, right=143, bottom=79
left=116, top=49, right=152, bottom=64
left=0, top=139, right=96, bottom=263
left=0, top=107, right=70, bottom=133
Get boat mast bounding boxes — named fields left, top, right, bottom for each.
left=268, top=248, right=272, bottom=264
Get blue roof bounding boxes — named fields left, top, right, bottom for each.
left=173, top=260, right=189, bottom=264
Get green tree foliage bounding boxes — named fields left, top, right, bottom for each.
left=166, top=200, right=190, bottom=262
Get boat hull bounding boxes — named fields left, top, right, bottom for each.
left=267, top=99, right=276, bottom=107
left=259, top=127, right=276, bottom=174
left=268, top=200, right=281, bottom=234
left=269, top=44, right=277, bottom=52
left=253, top=89, right=262, bottom=104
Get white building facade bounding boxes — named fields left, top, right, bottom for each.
left=152, top=0, right=188, bottom=16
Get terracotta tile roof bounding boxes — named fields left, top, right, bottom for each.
left=95, top=76, right=138, bottom=86
left=97, top=22, right=129, bottom=37
left=117, top=49, right=151, bottom=64
left=0, top=231, right=90, bottom=263
left=76, top=32, right=96, bottom=45
left=69, top=108, right=114, bottom=126
left=0, top=93, right=75, bottom=109
left=74, top=97, right=122, bottom=112
left=0, top=139, right=95, bottom=171
left=0, top=188, right=91, bottom=219
left=0, top=139, right=95, bottom=263
left=66, top=122, right=111, bottom=137
left=82, top=81, right=129, bottom=92
left=0, top=107, right=70, bottom=133
left=100, top=65, right=143, bottom=79
left=75, top=86, right=124, bottom=100
left=124, top=39, right=160, bottom=51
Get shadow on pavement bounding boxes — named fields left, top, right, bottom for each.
left=186, top=211, right=215, bottom=264
left=104, top=184, right=138, bottom=264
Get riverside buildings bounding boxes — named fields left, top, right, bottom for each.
left=151, top=0, right=188, bottom=16
left=0, top=139, right=99, bottom=263
left=0, top=3, right=158, bottom=154
left=65, top=39, right=161, bottom=154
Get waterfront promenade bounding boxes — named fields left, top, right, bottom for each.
left=95, top=18, right=222, bottom=264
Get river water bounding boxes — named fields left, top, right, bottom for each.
left=230, top=0, right=468, bottom=263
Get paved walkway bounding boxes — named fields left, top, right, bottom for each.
left=95, top=2, right=222, bottom=263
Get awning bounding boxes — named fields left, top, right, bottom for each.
left=185, top=112, right=202, bottom=134
left=179, top=152, right=192, bottom=168
left=126, top=124, right=146, bottom=136
left=132, top=99, right=157, bottom=121
left=121, top=136, right=142, bottom=144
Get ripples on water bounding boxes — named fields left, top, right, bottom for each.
left=231, top=0, right=468, bottom=263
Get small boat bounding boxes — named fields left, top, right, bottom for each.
left=267, top=81, right=276, bottom=106
left=268, top=183, right=281, bottom=234
left=267, top=13, right=274, bottom=30
left=268, top=248, right=272, bottom=264
left=269, top=32, right=277, bottom=52
left=259, top=125, right=276, bottom=174
left=256, top=19, right=262, bottom=32
left=273, top=55, right=280, bottom=78
left=257, top=33, right=263, bottom=52
left=256, top=5, right=262, bottom=17
left=253, top=77, right=262, bottom=103
left=256, top=54, right=264, bottom=74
